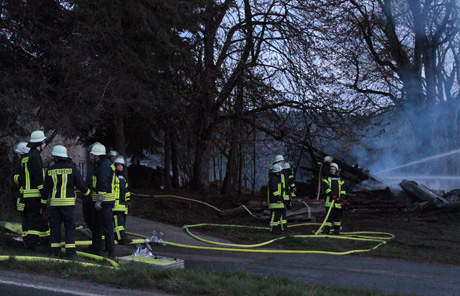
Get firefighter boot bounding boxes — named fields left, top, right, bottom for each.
left=272, top=226, right=281, bottom=235
left=333, top=226, right=341, bottom=235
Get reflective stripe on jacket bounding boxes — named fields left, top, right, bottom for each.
left=268, top=174, right=285, bottom=209
left=41, top=160, right=90, bottom=206
left=323, top=177, right=346, bottom=208
left=20, top=154, right=45, bottom=198
left=113, top=175, right=130, bottom=212
left=92, top=157, right=116, bottom=202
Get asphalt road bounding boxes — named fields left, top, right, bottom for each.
left=5, top=200, right=458, bottom=296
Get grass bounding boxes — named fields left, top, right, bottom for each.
left=0, top=207, right=396, bottom=296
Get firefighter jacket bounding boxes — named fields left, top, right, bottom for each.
left=19, top=148, right=45, bottom=199
left=91, top=157, right=116, bottom=202
left=280, top=170, right=292, bottom=204
left=12, top=156, right=25, bottom=211
left=267, top=173, right=285, bottom=209
left=113, top=173, right=130, bottom=213
left=41, top=160, right=90, bottom=207
left=323, top=176, right=346, bottom=208
left=283, top=168, right=296, bottom=198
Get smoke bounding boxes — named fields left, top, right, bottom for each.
left=350, top=105, right=460, bottom=191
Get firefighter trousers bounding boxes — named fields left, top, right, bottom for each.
left=49, top=206, right=76, bottom=258
left=23, top=199, right=49, bottom=249
left=113, top=211, right=128, bottom=241
left=90, top=201, right=115, bottom=255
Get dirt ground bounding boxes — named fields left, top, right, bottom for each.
left=128, top=187, right=460, bottom=265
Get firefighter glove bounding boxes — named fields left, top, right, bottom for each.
left=95, top=193, right=105, bottom=211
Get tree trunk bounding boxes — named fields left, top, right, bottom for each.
left=164, top=126, right=172, bottom=192
left=221, top=134, right=238, bottom=194
left=190, top=130, right=212, bottom=189
left=170, top=126, right=180, bottom=188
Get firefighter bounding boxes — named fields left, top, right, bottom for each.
left=274, top=155, right=291, bottom=231
left=12, top=142, right=30, bottom=239
left=108, top=150, right=118, bottom=163
left=90, top=143, right=116, bottom=259
left=19, top=130, right=50, bottom=249
left=283, top=162, right=296, bottom=199
left=41, top=145, right=90, bottom=259
left=316, top=155, right=333, bottom=200
left=267, top=163, right=285, bottom=235
left=83, top=142, right=100, bottom=243
left=322, top=163, right=346, bottom=235
left=112, top=156, right=132, bottom=244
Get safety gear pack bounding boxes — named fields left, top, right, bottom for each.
left=271, top=163, right=282, bottom=173
left=274, top=155, right=284, bottom=163
left=90, top=143, right=106, bottom=156
left=29, top=130, right=47, bottom=143
left=323, top=156, right=333, bottom=163
left=114, top=156, right=125, bottom=165
left=51, top=145, right=69, bottom=158
left=15, top=141, right=30, bottom=154
left=330, top=163, right=339, bottom=171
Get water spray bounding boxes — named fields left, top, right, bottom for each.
left=375, top=148, right=460, bottom=175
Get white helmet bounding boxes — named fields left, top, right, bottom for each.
left=284, top=162, right=290, bottom=169
left=29, top=130, right=47, bottom=143
left=323, top=156, right=333, bottom=163
left=109, top=150, right=118, bottom=157
left=114, top=156, right=125, bottom=165
left=51, top=145, right=68, bottom=158
left=274, top=155, right=284, bottom=163
left=330, top=163, right=339, bottom=171
left=15, top=141, right=30, bottom=154
left=271, top=163, right=282, bottom=173
left=90, top=143, right=106, bottom=156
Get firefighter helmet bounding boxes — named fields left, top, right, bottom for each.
left=15, top=141, right=30, bottom=154
left=114, top=156, right=125, bottom=165
left=274, top=155, right=284, bottom=163
left=109, top=150, right=118, bottom=157
left=284, top=162, right=290, bottom=169
left=51, top=145, right=69, bottom=158
left=323, top=156, right=333, bottom=163
left=272, top=163, right=282, bottom=173
left=29, top=130, right=47, bottom=143
left=90, top=143, right=106, bottom=156
left=330, top=163, right=339, bottom=171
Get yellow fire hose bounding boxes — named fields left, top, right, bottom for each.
left=129, top=193, right=394, bottom=255
left=1, top=192, right=394, bottom=268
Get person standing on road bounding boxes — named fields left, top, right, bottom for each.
left=112, top=156, right=132, bottom=245
left=41, top=145, right=90, bottom=259
left=90, top=143, right=117, bottom=259
left=267, top=163, right=286, bottom=235
left=19, top=131, right=50, bottom=249
left=322, top=163, right=346, bottom=235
